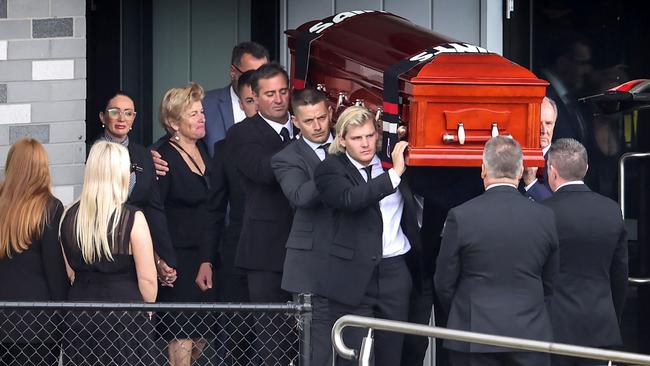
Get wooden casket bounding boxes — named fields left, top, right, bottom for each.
left=286, top=10, right=547, bottom=167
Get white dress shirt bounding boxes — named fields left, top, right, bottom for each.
left=524, top=145, right=551, bottom=191
left=230, top=86, right=246, bottom=124
left=346, top=153, right=411, bottom=258
left=556, top=180, right=584, bottom=190
left=302, top=134, right=334, bottom=161
left=486, top=183, right=518, bottom=191
left=259, top=112, right=293, bottom=140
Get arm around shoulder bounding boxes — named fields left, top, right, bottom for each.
left=131, top=211, right=158, bottom=303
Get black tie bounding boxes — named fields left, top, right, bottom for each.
left=363, top=165, right=373, bottom=182
left=279, top=127, right=291, bottom=142
left=318, top=143, right=330, bottom=157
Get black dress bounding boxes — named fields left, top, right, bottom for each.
left=0, top=197, right=68, bottom=366
left=60, top=202, right=154, bottom=365
left=156, top=140, right=224, bottom=340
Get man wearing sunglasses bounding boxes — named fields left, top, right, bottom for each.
left=204, top=41, right=269, bottom=157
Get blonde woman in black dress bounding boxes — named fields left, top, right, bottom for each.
left=60, top=141, right=157, bottom=365
left=157, top=82, right=223, bottom=366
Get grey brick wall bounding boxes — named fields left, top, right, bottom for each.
left=0, top=0, right=85, bottom=205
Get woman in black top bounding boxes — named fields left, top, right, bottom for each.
left=97, top=91, right=178, bottom=285
left=0, top=138, right=69, bottom=366
left=60, top=141, right=158, bottom=365
left=157, top=82, right=224, bottom=365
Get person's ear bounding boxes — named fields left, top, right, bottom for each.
left=480, top=163, right=487, bottom=180
left=99, top=111, right=105, bottom=127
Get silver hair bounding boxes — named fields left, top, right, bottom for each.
left=482, top=136, right=523, bottom=179
left=547, top=138, right=588, bottom=181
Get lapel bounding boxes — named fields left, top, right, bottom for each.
left=295, top=137, right=322, bottom=170
left=252, top=114, right=285, bottom=148
left=217, top=86, right=235, bottom=131
left=337, top=153, right=366, bottom=186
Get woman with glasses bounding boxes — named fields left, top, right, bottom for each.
left=96, top=92, right=178, bottom=286
left=0, top=138, right=69, bottom=366
left=60, top=141, right=157, bottom=365
left=156, top=82, right=224, bottom=366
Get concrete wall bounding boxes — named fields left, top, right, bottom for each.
left=0, top=0, right=86, bottom=205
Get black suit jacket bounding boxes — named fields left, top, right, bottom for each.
left=314, top=153, right=423, bottom=306
left=127, top=142, right=177, bottom=268
left=271, top=138, right=332, bottom=295
left=435, top=185, right=559, bottom=353
left=542, top=183, right=628, bottom=347
left=227, top=114, right=294, bottom=272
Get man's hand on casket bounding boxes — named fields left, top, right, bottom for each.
left=391, top=141, right=409, bottom=177
left=523, top=167, right=538, bottom=186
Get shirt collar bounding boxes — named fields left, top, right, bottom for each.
left=556, top=180, right=584, bottom=190
left=258, top=112, right=292, bottom=137
left=229, top=85, right=240, bottom=103
left=543, top=145, right=551, bottom=155
left=486, top=183, right=517, bottom=190
left=346, top=152, right=381, bottom=170
left=302, top=133, right=334, bottom=151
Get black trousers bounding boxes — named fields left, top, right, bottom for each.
left=330, top=255, right=412, bottom=366
left=292, top=294, right=332, bottom=366
left=449, top=350, right=550, bottom=366
left=247, top=270, right=295, bottom=365
left=401, top=287, right=434, bottom=366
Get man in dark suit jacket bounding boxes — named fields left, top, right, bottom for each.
left=226, top=63, right=296, bottom=364
left=314, top=106, right=424, bottom=366
left=542, top=138, right=628, bottom=366
left=435, top=136, right=559, bottom=366
left=271, top=88, right=334, bottom=366
left=203, top=41, right=268, bottom=156
left=522, top=97, right=558, bottom=201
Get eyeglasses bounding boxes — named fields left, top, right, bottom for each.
left=106, top=108, right=137, bottom=119
left=232, top=64, right=244, bottom=74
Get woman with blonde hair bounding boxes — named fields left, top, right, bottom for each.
left=0, top=138, right=68, bottom=365
left=60, top=141, right=157, bottom=365
left=156, top=82, right=223, bottom=365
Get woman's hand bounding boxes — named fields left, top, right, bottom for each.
left=155, top=255, right=177, bottom=287
left=195, top=262, right=213, bottom=292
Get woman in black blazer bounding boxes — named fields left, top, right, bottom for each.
left=0, top=138, right=69, bottom=366
left=96, top=92, right=177, bottom=284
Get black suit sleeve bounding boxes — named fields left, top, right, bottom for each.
left=314, top=157, right=395, bottom=212
left=542, top=215, right=559, bottom=302
left=142, top=157, right=178, bottom=268
left=200, top=151, right=228, bottom=264
left=434, top=210, right=461, bottom=314
left=230, top=126, right=277, bottom=185
left=271, top=150, right=320, bottom=209
left=42, top=199, right=69, bottom=301
left=610, top=226, right=629, bottom=322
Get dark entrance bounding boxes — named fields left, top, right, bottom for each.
left=504, top=0, right=650, bottom=354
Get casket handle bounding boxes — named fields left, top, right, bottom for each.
left=354, top=99, right=365, bottom=107
left=457, top=123, right=466, bottom=145
left=375, top=108, right=383, bottom=123
left=316, top=84, right=327, bottom=93
left=336, top=92, right=349, bottom=111
left=491, top=123, right=499, bottom=137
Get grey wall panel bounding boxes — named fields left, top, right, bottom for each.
left=432, top=0, right=480, bottom=45
left=151, top=0, right=248, bottom=140
left=152, top=0, right=190, bottom=139
left=384, top=0, right=432, bottom=29
left=334, top=0, right=379, bottom=13
left=190, top=0, right=237, bottom=91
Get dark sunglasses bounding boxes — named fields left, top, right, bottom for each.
left=130, top=164, right=143, bottom=173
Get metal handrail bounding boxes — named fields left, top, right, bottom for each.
left=332, top=315, right=650, bottom=365
left=618, top=152, right=650, bottom=284
left=619, top=152, right=650, bottom=218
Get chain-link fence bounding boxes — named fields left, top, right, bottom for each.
left=0, top=297, right=312, bottom=366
